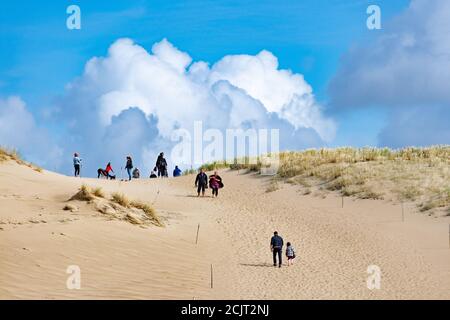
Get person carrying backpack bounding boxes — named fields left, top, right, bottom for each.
left=285, top=242, right=296, bottom=266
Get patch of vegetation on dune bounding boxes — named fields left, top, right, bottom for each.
left=111, top=192, right=163, bottom=227
left=129, top=200, right=163, bottom=227
left=67, top=188, right=163, bottom=227
left=0, top=147, right=43, bottom=173
left=111, top=192, right=130, bottom=208
left=203, top=146, right=450, bottom=214
left=70, top=184, right=97, bottom=201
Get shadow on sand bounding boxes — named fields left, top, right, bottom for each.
left=239, top=262, right=275, bottom=268
left=176, top=194, right=214, bottom=198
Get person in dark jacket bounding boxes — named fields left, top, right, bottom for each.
left=194, top=168, right=208, bottom=197
left=173, top=165, right=182, bottom=177
left=270, top=231, right=284, bottom=268
left=155, top=152, right=168, bottom=178
left=125, top=156, right=133, bottom=181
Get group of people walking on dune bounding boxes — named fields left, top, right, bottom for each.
left=194, top=168, right=223, bottom=197
left=72, top=152, right=175, bottom=181
left=72, top=152, right=224, bottom=198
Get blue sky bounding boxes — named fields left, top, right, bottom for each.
left=1, top=0, right=408, bottom=97
left=1, top=0, right=408, bottom=139
left=4, top=0, right=448, bottom=174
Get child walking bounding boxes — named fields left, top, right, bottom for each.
left=286, top=242, right=296, bottom=266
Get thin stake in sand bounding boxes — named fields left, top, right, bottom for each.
left=401, top=201, right=405, bottom=222
left=210, top=264, right=213, bottom=289
left=195, top=223, right=200, bottom=245
left=341, top=195, right=344, bottom=208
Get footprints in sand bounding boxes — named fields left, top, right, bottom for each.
left=51, top=232, right=67, bottom=236
left=62, top=204, right=78, bottom=212
left=0, top=193, right=44, bottom=201
left=0, top=216, right=81, bottom=231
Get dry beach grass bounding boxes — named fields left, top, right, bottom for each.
left=202, top=146, right=450, bottom=216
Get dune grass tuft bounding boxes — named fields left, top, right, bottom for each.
left=111, top=192, right=130, bottom=208
left=1, top=147, right=43, bottom=172
left=92, top=187, right=105, bottom=198
left=111, top=193, right=163, bottom=226
left=130, top=200, right=163, bottom=226
left=419, top=188, right=450, bottom=213
left=70, top=184, right=105, bottom=201
left=72, top=184, right=95, bottom=201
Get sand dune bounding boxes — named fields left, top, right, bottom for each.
left=0, top=160, right=449, bottom=299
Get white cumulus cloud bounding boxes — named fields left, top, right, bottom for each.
left=34, top=38, right=334, bottom=175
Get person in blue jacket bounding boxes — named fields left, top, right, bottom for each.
left=173, top=165, right=182, bottom=177
left=73, top=152, right=82, bottom=177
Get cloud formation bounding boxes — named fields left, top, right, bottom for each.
left=328, top=0, right=450, bottom=147
left=45, top=38, right=334, bottom=176
left=0, top=96, right=62, bottom=168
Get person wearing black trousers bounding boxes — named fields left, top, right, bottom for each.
left=270, top=231, right=284, bottom=268
left=194, top=168, right=208, bottom=197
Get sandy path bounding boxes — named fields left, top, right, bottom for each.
left=1, top=162, right=449, bottom=299
left=201, top=170, right=450, bottom=299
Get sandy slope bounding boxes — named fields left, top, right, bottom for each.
left=0, top=161, right=449, bottom=299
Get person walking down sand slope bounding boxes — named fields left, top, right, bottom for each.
left=195, top=168, right=208, bottom=197
left=270, top=231, right=284, bottom=268
left=73, top=153, right=82, bottom=177
left=209, top=171, right=223, bottom=197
